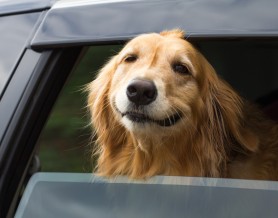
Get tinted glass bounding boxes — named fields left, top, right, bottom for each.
left=15, top=173, right=278, bottom=218
left=0, top=13, right=40, bottom=97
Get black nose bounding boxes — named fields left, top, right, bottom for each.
left=126, top=79, right=157, bottom=106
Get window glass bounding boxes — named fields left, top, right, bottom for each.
left=15, top=172, right=278, bottom=218
left=0, top=13, right=40, bottom=97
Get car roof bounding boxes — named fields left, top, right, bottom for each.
left=0, top=0, right=54, bottom=16
left=31, top=0, right=278, bottom=49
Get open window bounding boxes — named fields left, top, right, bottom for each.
left=14, top=40, right=278, bottom=217
left=36, top=40, right=278, bottom=174
left=37, top=40, right=278, bottom=175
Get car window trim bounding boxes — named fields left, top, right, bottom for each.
left=0, top=47, right=83, bottom=217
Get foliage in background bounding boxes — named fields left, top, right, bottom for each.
left=38, top=45, right=122, bottom=172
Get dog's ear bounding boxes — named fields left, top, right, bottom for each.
left=87, top=56, right=127, bottom=152
left=160, top=29, right=185, bottom=39
left=198, top=54, right=259, bottom=153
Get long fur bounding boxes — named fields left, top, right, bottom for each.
left=87, top=30, right=278, bottom=180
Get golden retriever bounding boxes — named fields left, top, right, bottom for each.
left=87, top=29, right=278, bottom=180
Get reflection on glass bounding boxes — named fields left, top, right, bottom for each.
left=16, top=173, right=278, bottom=218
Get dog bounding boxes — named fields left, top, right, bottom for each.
left=87, top=29, right=278, bottom=180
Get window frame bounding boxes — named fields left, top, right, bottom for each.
left=0, top=47, right=83, bottom=217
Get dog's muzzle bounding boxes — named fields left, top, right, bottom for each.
left=114, top=78, right=182, bottom=127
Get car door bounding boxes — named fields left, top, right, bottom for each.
left=1, top=0, right=278, bottom=217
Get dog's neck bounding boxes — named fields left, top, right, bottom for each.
left=122, top=131, right=209, bottom=178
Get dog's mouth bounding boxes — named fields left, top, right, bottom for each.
left=122, top=111, right=182, bottom=127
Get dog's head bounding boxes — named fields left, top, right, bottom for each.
left=90, top=30, right=204, bottom=136
left=88, top=29, right=259, bottom=177
left=112, top=30, right=201, bottom=135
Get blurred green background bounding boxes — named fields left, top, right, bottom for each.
left=38, top=45, right=122, bottom=172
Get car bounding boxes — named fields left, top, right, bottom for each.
left=1, top=0, right=278, bottom=217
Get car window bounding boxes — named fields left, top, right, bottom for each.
left=37, top=40, right=278, bottom=173
left=0, top=13, right=40, bottom=97
left=16, top=39, right=278, bottom=217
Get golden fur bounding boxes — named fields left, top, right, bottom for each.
left=87, top=29, right=278, bottom=180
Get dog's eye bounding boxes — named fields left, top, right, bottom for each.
left=124, top=55, right=137, bottom=63
left=172, top=63, right=190, bottom=75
